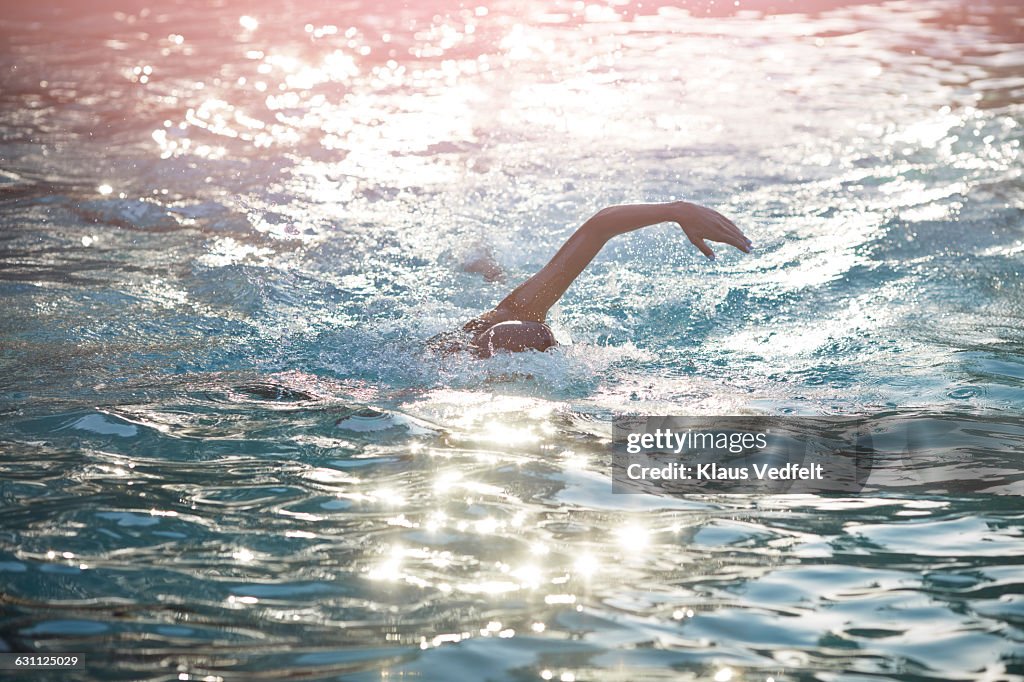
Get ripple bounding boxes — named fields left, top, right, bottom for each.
left=947, top=386, right=982, bottom=400
left=845, top=515, right=1024, bottom=557
left=2, top=0, right=1024, bottom=680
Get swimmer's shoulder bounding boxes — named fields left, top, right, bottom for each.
left=426, top=315, right=491, bottom=354
left=426, top=328, right=471, bottom=354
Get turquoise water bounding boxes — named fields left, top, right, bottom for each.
left=1, top=0, right=1023, bottom=679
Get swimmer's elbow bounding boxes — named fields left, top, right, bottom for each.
left=580, top=206, right=627, bottom=242
left=584, top=206, right=616, bottom=228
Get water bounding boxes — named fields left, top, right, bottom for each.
left=1, top=0, right=1023, bottom=679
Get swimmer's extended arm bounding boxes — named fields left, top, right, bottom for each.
left=479, top=201, right=751, bottom=325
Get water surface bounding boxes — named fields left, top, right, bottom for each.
left=1, top=0, right=1023, bottom=680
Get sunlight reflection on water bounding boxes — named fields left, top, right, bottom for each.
left=1, top=0, right=1023, bottom=680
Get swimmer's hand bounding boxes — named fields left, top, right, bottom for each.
left=674, top=201, right=752, bottom=261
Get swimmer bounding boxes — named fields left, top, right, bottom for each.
left=432, top=201, right=752, bottom=358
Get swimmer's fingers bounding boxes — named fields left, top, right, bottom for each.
left=687, top=234, right=717, bottom=260
left=712, top=217, right=752, bottom=253
left=677, top=202, right=752, bottom=258
left=681, top=220, right=722, bottom=259
left=718, top=214, right=749, bottom=244
left=685, top=215, right=747, bottom=254
left=726, top=219, right=753, bottom=250
left=703, top=207, right=752, bottom=251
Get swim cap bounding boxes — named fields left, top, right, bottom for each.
left=470, top=320, right=557, bottom=358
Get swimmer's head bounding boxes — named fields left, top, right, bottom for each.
left=470, top=320, right=557, bottom=358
